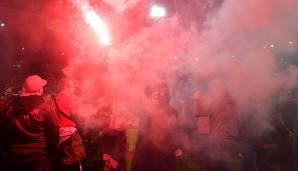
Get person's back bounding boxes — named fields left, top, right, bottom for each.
left=0, top=75, right=59, bottom=171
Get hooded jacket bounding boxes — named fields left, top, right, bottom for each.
left=0, top=95, right=59, bottom=156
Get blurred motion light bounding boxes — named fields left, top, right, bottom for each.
left=150, top=5, right=166, bottom=18
left=83, top=9, right=111, bottom=45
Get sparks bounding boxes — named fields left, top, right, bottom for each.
left=82, top=8, right=111, bottom=45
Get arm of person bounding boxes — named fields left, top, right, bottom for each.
left=43, top=102, right=60, bottom=158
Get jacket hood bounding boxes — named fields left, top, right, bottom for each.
left=13, top=95, right=45, bottom=113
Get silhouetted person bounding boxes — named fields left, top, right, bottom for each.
left=0, top=75, right=59, bottom=171
left=52, top=78, right=85, bottom=171
left=134, top=82, right=180, bottom=171
left=191, top=86, right=239, bottom=171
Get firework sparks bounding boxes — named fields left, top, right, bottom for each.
left=81, top=7, right=111, bottom=45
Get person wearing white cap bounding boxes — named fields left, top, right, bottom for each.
left=20, top=74, right=48, bottom=96
left=0, top=74, right=59, bottom=171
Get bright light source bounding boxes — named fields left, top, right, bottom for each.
left=289, top=41, right=293, bottom=45
left=0, top=23, right=5, bottom=27
left=150, top=5, right=166, bottom=18
left=83, top=9, right=111, bottom=45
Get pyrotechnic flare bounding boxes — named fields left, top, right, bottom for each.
left=150, top=5, right=166, bottom=18
left=81, top=6, right=111, bottom=45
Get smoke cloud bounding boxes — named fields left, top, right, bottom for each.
left=187, top=0, right=298, bottom=130
left=60, top=0, right=298, bottom=152
left=102, top=0, right=141, bottom=13
left=1, top=0, right=298, bottom=161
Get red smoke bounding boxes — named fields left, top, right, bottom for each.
left=2, top=0, right=297, bottom=159
left=56, top=0, right=298, bottom=138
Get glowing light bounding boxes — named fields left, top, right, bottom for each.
left=83, top=9, right=111, bottom=45
left=150, top=5, right=166, bottom=18
left=270, top=44, right=274, bottom=48
left=289, top=41, right=293, bottom=45
left=0, top=23, right=5, bottom=27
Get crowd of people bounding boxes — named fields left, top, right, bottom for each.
left=0, top=74, right=298, bottom=171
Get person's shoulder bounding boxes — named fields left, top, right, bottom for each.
left=39, top=96, right=56, bottom=111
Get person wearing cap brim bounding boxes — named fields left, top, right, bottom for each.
left=0, top=74, right=59, bottom=171
left=19, top=74, right=48, bottom=96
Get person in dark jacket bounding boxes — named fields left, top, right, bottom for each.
left=134, top=82, right=180, bottom=171
left=0, top=75, right=59, bottom=171
left=189, top=86, right=240, bottom=171
left=52, top=78, right=85, bottom=171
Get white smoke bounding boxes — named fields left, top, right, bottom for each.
left=102, top=0, right=140, bottom=13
